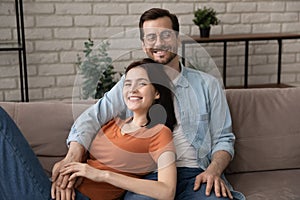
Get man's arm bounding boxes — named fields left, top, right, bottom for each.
left=209, top=78, right=235, bottom=159
left=194, top=78, right=235, bottom=199
left=67, top=76, right=126, bottom=149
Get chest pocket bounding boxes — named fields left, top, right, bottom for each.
left=195, top=113, right=211, bottom=158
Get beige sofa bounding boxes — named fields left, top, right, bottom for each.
left=1, top=87, right=300, bottom=199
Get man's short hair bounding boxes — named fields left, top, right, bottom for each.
left=139, top=8, right=179, bottom=41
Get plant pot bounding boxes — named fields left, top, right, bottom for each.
left=200, top=27, right=211, bottom=38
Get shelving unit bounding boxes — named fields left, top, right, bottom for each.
left=181, top=33, right=300, bottom=88
left=0, top=0, right=28, bottom=102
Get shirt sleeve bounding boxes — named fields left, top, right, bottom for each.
left=148, top=125, right=176, bottom=163
left=209, top=78, right=235, bottom=159
left=67, top=76, right=128, bottom=149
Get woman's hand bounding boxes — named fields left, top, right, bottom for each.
left=51, top=142, right=86, bottom=200
left=51, top=159, right=76, bottom=200
left=60, top=162, right=107, bottom=182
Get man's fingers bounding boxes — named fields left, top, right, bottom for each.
left=55, top=173, right=64, bottom=187
left=193, top=175, right=203, bottom=191
left=65, top=188, right=72, bottom=200
left=205, top=178, right=213, bottom=196
left=225, top=184, right=233, bottom=199
left=67, top=178, right=76, bottom=189
left=220, top=182, right=227, bottom=197
left=51, top=163, right=60, bottom=183
left=51, top=182, right=56, bottom=199
left=213, top=179, right=221, bottom=197
left=217, top=180, right=233, bottom=199
left=55, top=186, right=61, bottom=200
left=72, top=189, right=76, bottom=200
left=60, top=174, right=71, bottom=189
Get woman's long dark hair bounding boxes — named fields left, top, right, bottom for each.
left=125, top=58, right=177, bottom=131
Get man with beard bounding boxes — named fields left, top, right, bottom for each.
left=52, top=8, right=245, bottom=200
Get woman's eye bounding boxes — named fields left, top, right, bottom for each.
left=139, top=82, right=147, bottom=86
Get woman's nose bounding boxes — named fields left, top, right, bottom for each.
left=129, top=83, right=138, bottom=92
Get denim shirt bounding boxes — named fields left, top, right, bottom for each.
left=67, top=65, right=235, bottom=170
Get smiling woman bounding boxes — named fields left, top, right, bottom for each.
left=123, top=67, right=160, bottom=120
left=60, top=58, right=178, bottom=200
left=123, top=58, right=176, bottom=130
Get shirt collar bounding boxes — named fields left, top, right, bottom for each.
left=172, top=62, right=189, bottom=88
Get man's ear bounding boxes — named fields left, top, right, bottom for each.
left=142, top=42, right=146, bottom=53
left=177, top=35, right=181, bottom=47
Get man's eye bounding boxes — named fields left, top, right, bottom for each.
left=124, top=83, right=131, bottom=87
left=161, top=31, right=172, bottom=39
left=145, top=34, right=156, bottom=41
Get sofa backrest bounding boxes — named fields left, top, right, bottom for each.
left=1, top=87, right=300, bottom=176
left=225, top=87, right=300, bottom=174
left=0, top=101, right=91, bottom=176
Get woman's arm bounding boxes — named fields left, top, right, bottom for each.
left=61, top=151, right=177, bottom=200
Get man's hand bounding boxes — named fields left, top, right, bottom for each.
left=193, top=150, right=233, bottom=199
left=51, top=158, right=76, bottom=200
left=193, top=170, right=233, bottom=199
left=51, top=142, right=86, bottom=200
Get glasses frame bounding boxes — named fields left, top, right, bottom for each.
left=143, top=30, right=176, bottom=45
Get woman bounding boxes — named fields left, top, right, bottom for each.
left=0, top=58, right=177, bottom=200
left=59, top=58, right=177, bottom=200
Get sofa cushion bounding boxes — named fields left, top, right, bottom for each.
left=0, top=102, right=91, bottom=176
left=226, top=169, right=300, bottom=200
left=225, top=88, right=300, bottom=174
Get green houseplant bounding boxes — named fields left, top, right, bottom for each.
left=193, top=7, right=220, bottom=37
left=77, top=39, right=118, bottom=99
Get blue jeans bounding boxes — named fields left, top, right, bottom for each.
left=0, top=107, right=89, bottom=200
left=124, top=167, right=232, bottom=200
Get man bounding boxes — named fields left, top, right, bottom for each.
left=52, top=8, right=245, bottom=200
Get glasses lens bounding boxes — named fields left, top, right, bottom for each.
left=144, top=33, right=157, bottom=44
left=160, top=30, right=172, bottom=41
left=144, top=30, right=174, bottom=44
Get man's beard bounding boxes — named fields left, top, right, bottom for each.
left=152, top=51, right=177, bottom=65
left=147, top=45, right=178, bottom=65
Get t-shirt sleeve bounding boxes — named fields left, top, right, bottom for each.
left=148, top=125, right=176, bottom=163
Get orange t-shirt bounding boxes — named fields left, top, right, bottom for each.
left=78, top=118, right=175, bottom=200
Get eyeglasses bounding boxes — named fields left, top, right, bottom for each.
left=143, top=30, right=175, bottom=45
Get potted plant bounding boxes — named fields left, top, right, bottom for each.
left=193, top=7, right=220, bottom=38
left=76, top=39, right=119, bottom=99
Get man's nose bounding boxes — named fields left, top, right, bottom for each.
left=154, top=35, right=165, bottom=46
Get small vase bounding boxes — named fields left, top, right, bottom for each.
left=200, top=27, right=211, bottom=38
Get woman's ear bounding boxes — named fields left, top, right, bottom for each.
left=155, top=91, right=160, bottom=100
